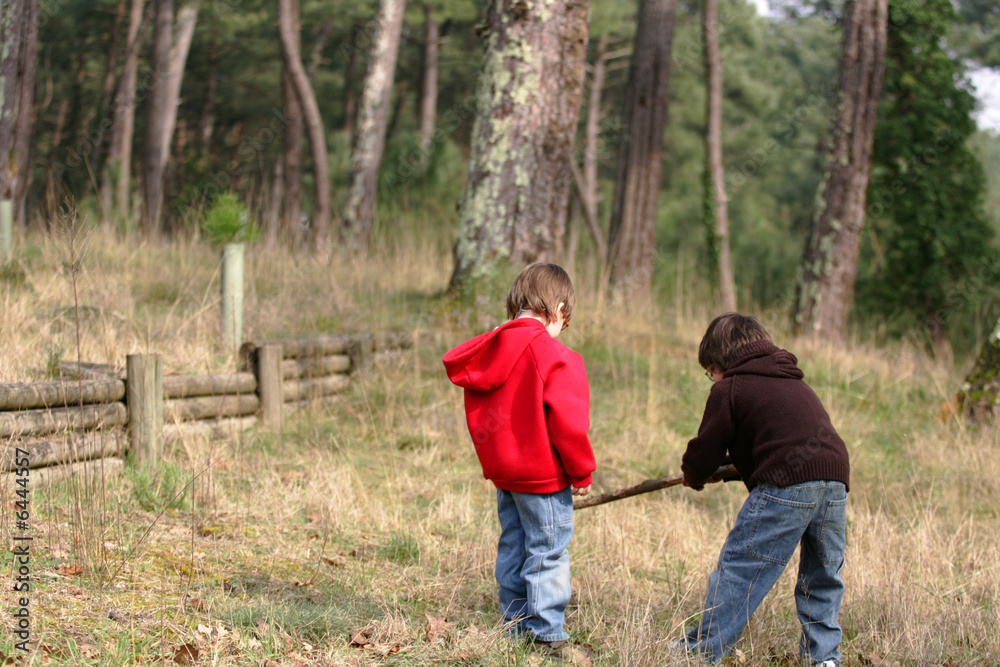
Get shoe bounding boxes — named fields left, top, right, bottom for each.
left=812, top=662, right=837, bottom=667
left=529, top=639, right=594, bottom=665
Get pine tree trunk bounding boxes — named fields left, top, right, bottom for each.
left=0, top=0, right=25, bottom=201
left=199, top=40, right=217, bottom=152
left=793, top=0, right=888, bottom=343
left=100, top=0, right=128, bottom=122
left=419, top=3, right=438, bottom=153
left=281, top=68, right=303, bottom=243
left=449, top=0, right=590, bottom=292
left=101, top=0, right=147, bottom=222
left=307, top=21, right=333, bottom=83
left=143, top=0, right=174, bottom=238
left=343, top=33, right=358, bottom=144
left=958, top=316, right=1000, bottom=421
left=703, top=0, right=736, bottom=312
left=11, top=0, right=38, bottom=227
left=158, top=3, right=197, bottom=173
left=277, top=0, right=331, bottom=254
left=280, top=0, right=303, bottom=244
left=341, top=0, right=407, bottom=252
left=582, top=33, right=608, bottom=261
left=606, top=0, right=676, bottom=302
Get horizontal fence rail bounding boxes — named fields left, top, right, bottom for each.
left=1, top=331, right=412, bottom=489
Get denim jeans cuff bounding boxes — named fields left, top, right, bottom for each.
left=534, top=631, right=569, bottom=643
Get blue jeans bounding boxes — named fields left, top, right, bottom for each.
left=684, top=481, right=847, bottom=664
left=496, top=487, right=574, bottom=642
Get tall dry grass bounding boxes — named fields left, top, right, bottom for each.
left=1, top=222, right=997, bottom=665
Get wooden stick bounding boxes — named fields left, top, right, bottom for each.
left=574, top=464, right=739, bottom=509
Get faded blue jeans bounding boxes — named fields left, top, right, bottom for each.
left=683, top=481, right=848, bottom=664
left=496, top=487, right=574, bottom=642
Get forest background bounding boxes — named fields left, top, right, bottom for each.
left=1, top=0, right=998, bottom=352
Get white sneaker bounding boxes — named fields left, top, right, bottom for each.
left=812, top=661, right=837, bottom=667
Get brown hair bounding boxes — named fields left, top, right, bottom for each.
left=506, top=263, right=576, bottom=325
left=698, top=312, right=772, bottom=372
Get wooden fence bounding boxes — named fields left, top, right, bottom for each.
left=0, top=332, right=412, bottom=488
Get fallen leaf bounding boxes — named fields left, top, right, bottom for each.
left=66, top=585, right=85, bottom=596
left=348, top=628, right=373, bottom=648
left=187, top=595, right=206, bottom=611
left=56, top=563, right=83, bottom=576
left=197, top=623, right=213, bottom=636
left=172, top=643, right=200, bottom=665
left=387, top=644, right=401, bottom=655
left=424, top=613, right=455, bottom=642
left=0, top=648, right=15, bottom=665
left=733, top=647, right=746, bottom=664
left=321, top=554, right=345, bottom=568
left=307, top=512, right=321, bottom=523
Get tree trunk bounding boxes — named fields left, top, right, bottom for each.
left=341, top=0, right=407, bottom=252
left=793, top=0, right=888, bottom=343
left=100, top=0, right=128, bottom=122
left=142, top=0, right=174, bottom=238
left=958, top=316, right=1000, bottom=422
left=0, top=0, right=25, bottom=201
left=343, top=34, right=358, bottom=144
left=419, top=3, right=438, bottom=153
left=158, top=2, right=197, bottom=173
left=278, top=0, right=331, bottom=255
left=606, top=0, right=676, bottom=302
left=448, top=0, right=590, bottom=293
left=199, top=40, right=217, bottom=153
left=279, top=0, right=303, bottom=244
left=11, top=0, right=38, bottom=227
left=703, top=0, right=736, bottom=312
left=281, top=68, right=303, bottom=243
left=101, top=0, right=147, bottom=222
left=581, top=32, right=608, bottom=264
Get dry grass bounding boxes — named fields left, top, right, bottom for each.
left=1, top=223, right=998, bottom=666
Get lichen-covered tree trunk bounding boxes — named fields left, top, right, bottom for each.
left=449, top=0, right=590, bottom=293
left=606, top=0, right=675, bottom=302
left=793, top=0, right=888, bottom=343
left=958, top=316, right=1000, bottom=421
left=703, top=0, right=735, bottom=313
left=341, top=0, right=407, bottom=253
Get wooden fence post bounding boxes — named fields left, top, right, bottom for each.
left=221, top=242, right=245, bottom=349
left=0, top=200, right=12, bottom=262
left=257, top=344, right=283, bottom=430
left=127, top=354, right=163, bottom=468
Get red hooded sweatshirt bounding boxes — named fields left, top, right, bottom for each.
left=443, top=318, right=595, bottom=494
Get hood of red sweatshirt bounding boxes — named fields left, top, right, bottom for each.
left=443, top=318, right=549, bottom=391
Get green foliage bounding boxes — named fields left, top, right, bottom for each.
left=202, top=192, right=259, bottom=247
left=856, top=0, right=999, bottom=346
left=952, top=0, right=1000, bottom=68
left=127, top=461, right=190, bottom=512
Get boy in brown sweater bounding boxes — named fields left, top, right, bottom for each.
left=677, top=313, right=850, bottom=666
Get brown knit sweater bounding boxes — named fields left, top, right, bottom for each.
left=682, top=340, right=850, bottom=492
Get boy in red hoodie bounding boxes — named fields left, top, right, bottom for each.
left=443, top=263, right=595, bottom=656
